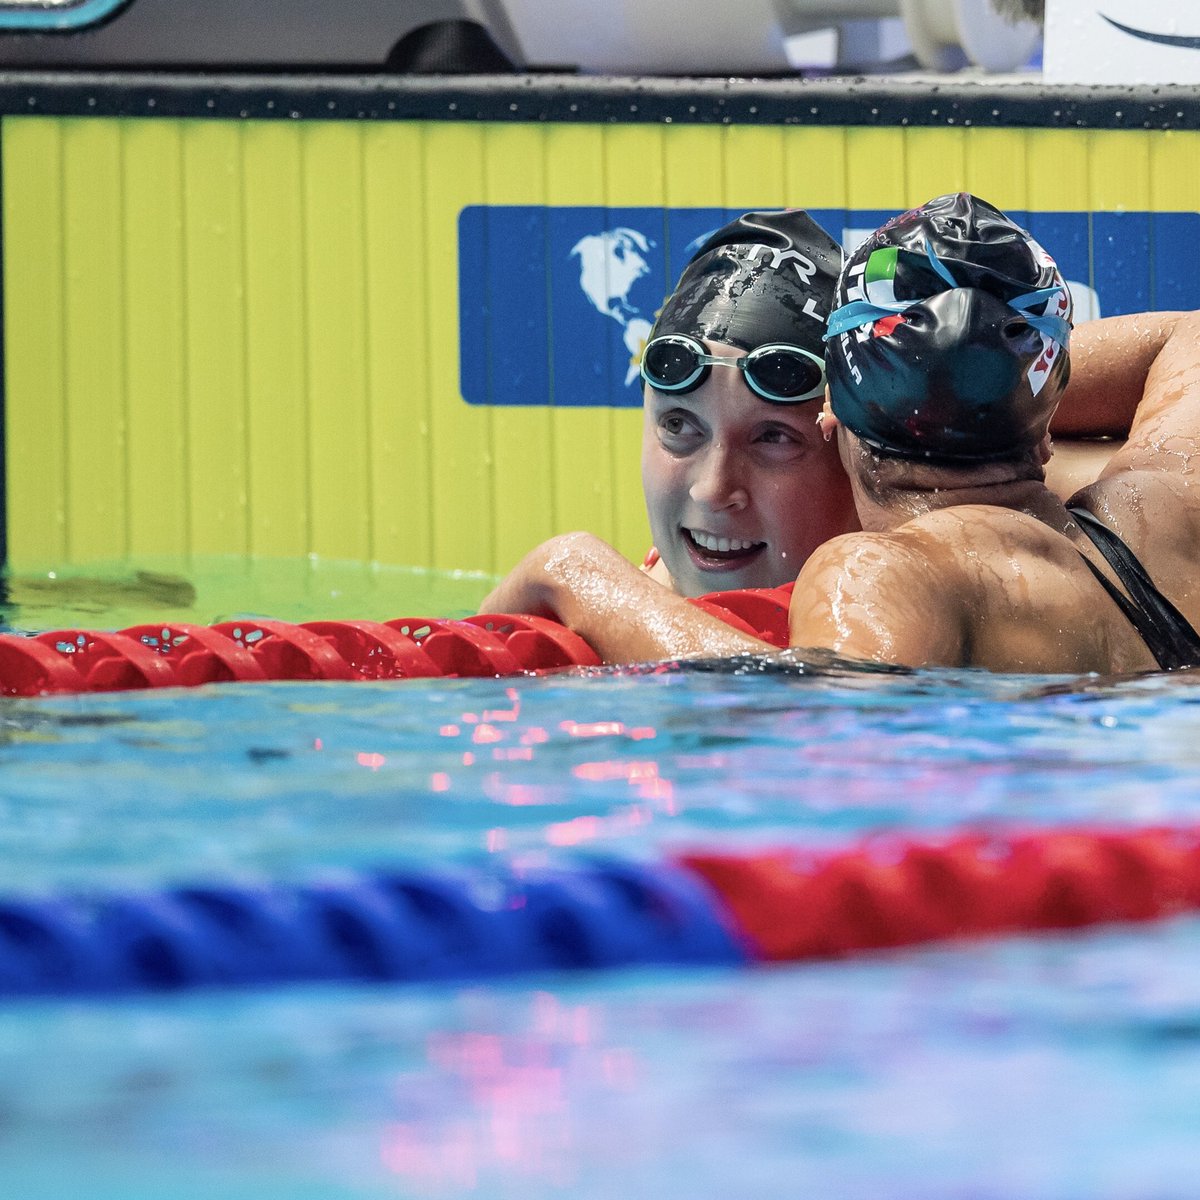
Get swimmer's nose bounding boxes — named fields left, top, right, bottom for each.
left=689, top=446, right=749, bottom=511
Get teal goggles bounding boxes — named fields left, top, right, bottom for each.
left=640, top=334, right=827, bottom=404
left=823, top=240, right=1071, bottom=347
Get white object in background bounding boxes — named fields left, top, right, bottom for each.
left=786, top=0, right=1039, bottom=70
left=1044, top=1, right=1200, bottom=85
left=505, top=0, right=1040, bottom=75
left=501, top=0, right=789, bottom=74
left=900, top=0, right=1040, bottom=72
left=1067, top=282, right=1102, bottom=325
left=784, top=27, right=841, bottom=69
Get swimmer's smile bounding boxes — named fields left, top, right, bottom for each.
left=683, top=527, right=766, bottom=570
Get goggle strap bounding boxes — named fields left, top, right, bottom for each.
left=1023, top=313, right=1071, bottom=347
left=823, top=299, right=904, bottom=340
left=1008, top=285, right=1063, bottom=311
left=824, top=294, right=1070, bottom=348
left=1008, top=286, right=1071, bottom=346
left=924, top=240, right=959, bottom=289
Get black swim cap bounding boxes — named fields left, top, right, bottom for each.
left=649, top=210, right=841, bottom=356
left=824, top=193, right=1072, bottom=464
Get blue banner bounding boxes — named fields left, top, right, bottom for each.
left=457, top=205, right=1200, bottom=408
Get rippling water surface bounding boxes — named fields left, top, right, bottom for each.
left=4, top=651, right=1200, bottom=1197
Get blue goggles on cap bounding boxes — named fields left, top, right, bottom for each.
left=824, top=240, right=1071, bottom=348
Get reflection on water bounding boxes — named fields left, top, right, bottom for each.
left=3, top=568, right=198, bottom=619
left=1, top=571, right=1200, bottom=1195
left=5, top=922, right=1200, bottom=1199
left=0, top=662, right=1199, bottom=893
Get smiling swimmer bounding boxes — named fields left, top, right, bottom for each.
left=638, top=210, right=858, bottom=598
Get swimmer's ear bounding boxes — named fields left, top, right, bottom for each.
left=1035, top=432, right=1053, bottom=465
left=815, top=393, right=842, bottom=443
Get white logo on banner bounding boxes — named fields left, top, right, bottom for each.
left=1044, top=1, right=1200, bottom=84
left=571, top=228, right=655, bottom=387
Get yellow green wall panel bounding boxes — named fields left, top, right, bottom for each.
left=2, top=90, right=1198, bottom=581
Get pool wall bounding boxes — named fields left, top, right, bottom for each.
left=1, top=75, right=1198, bottom=577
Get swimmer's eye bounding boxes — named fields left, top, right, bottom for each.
left=658, top=411, right=703, bottom=442
left=756, top=425, right=802, bottom=445
left=751, top=423, right=809, bottom=464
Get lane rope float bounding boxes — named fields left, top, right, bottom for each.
left=0, top=585, right=796, bottom=696
left=1, top=824, right=1197, bottom=996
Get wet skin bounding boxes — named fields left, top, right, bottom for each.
left=640, top=340, right=858, bottom=598
left=479, top=319, right=1154, bottom=668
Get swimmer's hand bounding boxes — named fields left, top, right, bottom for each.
left=479, top=532, right=773, bottom=665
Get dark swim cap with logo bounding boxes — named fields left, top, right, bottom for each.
left=649, top=210, right=842, bottom=355
left=824, top=192, right=1073, bottom=464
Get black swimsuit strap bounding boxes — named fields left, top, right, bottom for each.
left=1068, top=506, right=1200, bottom=671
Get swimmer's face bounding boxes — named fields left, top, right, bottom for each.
left=641, top=340, right=858, bottom=598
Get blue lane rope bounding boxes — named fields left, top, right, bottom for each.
left=0, top=860, right=749, bottom=997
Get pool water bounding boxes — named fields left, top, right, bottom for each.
left=4, top=647, right=1200, bottom=1197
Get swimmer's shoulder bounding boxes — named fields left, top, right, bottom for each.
left=788, top=527, right=970, bottom=666
left=903, top=505, right=1153, bottom=671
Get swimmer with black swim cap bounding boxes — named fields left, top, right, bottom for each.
left=639, top=210, right=858, bottom=597
left=644, top=210, right=840, bottom=392
left=823, top=191, right=1073, bottom=465
left=480, top=194, right=1188, bottom=670
left=794, top=192, right=1200, bottom=672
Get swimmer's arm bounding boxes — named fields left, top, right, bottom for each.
left=1043, top=314, right=1188, bottom=498
left=787, top=533, right=965, bottom=668
left=480, top=532, right=774, bottom=665
left=1051, top=311, right=1185, bottom=438
left=1093, top=310, right=1200, bottom=476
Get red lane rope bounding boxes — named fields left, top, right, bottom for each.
left=12, top=591, right=1200, bottom=968
left=0, top=585, right=794, bottom=696
left=679, top=827, right=1200, bottom=961
left=687, top=583, right=793, bottom=645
